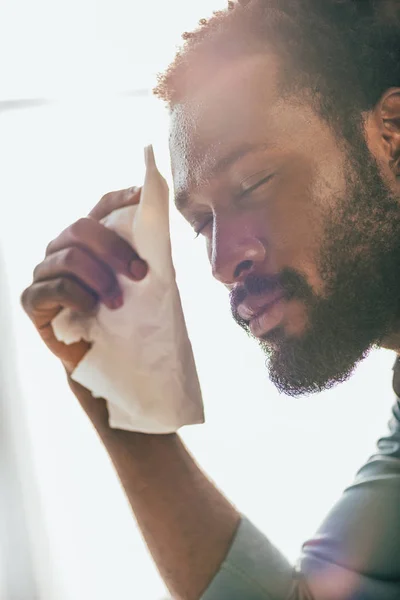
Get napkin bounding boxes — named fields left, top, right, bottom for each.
left=51, top=146, right=205, bottom=433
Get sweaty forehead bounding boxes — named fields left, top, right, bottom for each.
left=169, top=54, right=282, bottom=197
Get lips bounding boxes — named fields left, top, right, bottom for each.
left=236, top=290, right=285, bottom=322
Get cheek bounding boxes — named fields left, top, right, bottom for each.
left=269, top=174, right=329, bottom=296
left=270, top=214, right=322, bottom=295
left=277, top=219, right=326, bottom=298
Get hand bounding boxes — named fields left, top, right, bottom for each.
left=21, top=186, right=147, bottom=422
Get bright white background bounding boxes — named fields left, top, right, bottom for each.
left=0, top=1, right=397, bottom=598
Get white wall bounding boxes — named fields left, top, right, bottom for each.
left=1, top=1, right=398, bottom=598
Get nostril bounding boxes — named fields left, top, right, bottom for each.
left=234, top=259, right=253, bottom=279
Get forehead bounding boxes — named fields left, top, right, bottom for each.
left=169, top=54, right=282, bottom=196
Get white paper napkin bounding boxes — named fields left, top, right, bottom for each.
left=51, top=146, right=205, bottom=433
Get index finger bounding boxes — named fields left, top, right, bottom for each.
left=89, top=186, right=141, bottom=221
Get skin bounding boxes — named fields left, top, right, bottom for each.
left=20, top=52, right=400, bottom=600
left=170, top=53, right=400, bottom=397
left=21, top=179, right=241, bottom=600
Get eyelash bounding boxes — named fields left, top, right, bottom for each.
left=193, top=173, right=274, bottom=239
left=240, top=173, right=274, bottom=196
left=194, top=217, right=213, bottom=238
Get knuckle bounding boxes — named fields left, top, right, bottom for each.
left=20, top=287, right=30, bottom=310
left=45, top=238, right=56, bottom=256
left=70, top=217, right=90, bottom=237
left=21, top=284, right=44, bottom=315
left=95, top=192, right=117, bottom=216
left=53, top=276, right=70, bottom=297
left=32, top=262, right=42, bottom=280
left=90, top=188, right=139, bottom=220
left=62, top=246, right=80, bottom=269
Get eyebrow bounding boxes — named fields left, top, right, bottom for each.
left=174, top=142, right=271, bottom=211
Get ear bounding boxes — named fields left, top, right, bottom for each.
left=378, top=88, right=400, bottom=176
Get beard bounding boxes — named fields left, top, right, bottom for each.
left=231, top=129, right=400, bottom=398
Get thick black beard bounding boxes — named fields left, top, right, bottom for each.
left=231, top=127, right=400, bottom=397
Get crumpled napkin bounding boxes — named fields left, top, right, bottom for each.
left=51, top=145, right=205, bottom=433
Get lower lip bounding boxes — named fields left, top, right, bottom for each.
left=249, top=297, right=285, bottom=338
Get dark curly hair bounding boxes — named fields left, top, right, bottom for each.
left=154, top=0, right=400, bottom=141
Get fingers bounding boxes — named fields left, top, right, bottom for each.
left=45, top=217, right=147, bottom=282
left=22, top=186, right=147, bottom=332
left=21, top=272, right=92, bottom=368
left=89, top=187, right=141, bottom=221
left=21, top=185, right=146, bottom=373
left=34, top=246, right=123, bottom=309
left=21, top=276, right=98, bottom=330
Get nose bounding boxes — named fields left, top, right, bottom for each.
left=211, top=217, right=267, bottom=285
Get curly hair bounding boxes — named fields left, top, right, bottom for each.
left=154, top=0, right=400, bottom=139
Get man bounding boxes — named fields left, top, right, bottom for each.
left=21, top=1, right=400, bottom=598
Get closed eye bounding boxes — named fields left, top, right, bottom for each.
left=192, top=173, right=274, bottom=238
left=194, top=216, right=213, bottom=238
left=240, top=173, right=274, bottom=197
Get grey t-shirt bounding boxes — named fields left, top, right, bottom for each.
left=201, top=356, right=400, bottom=600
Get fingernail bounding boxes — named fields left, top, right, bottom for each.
left=109, top=295, right=123, bottom=310
left=130, top=260, right=148, bottom=280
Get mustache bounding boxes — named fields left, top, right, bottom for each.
left=230, top=270, right=307, bottom=320
left=230, top=273, right=283, bottom=314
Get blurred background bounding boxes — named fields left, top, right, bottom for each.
left=0, top=0, right=398, bottom=598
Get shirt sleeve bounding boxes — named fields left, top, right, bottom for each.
left=201, top=360, right=400, bottom=600
left=200, top=514, right=300, bottom=600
